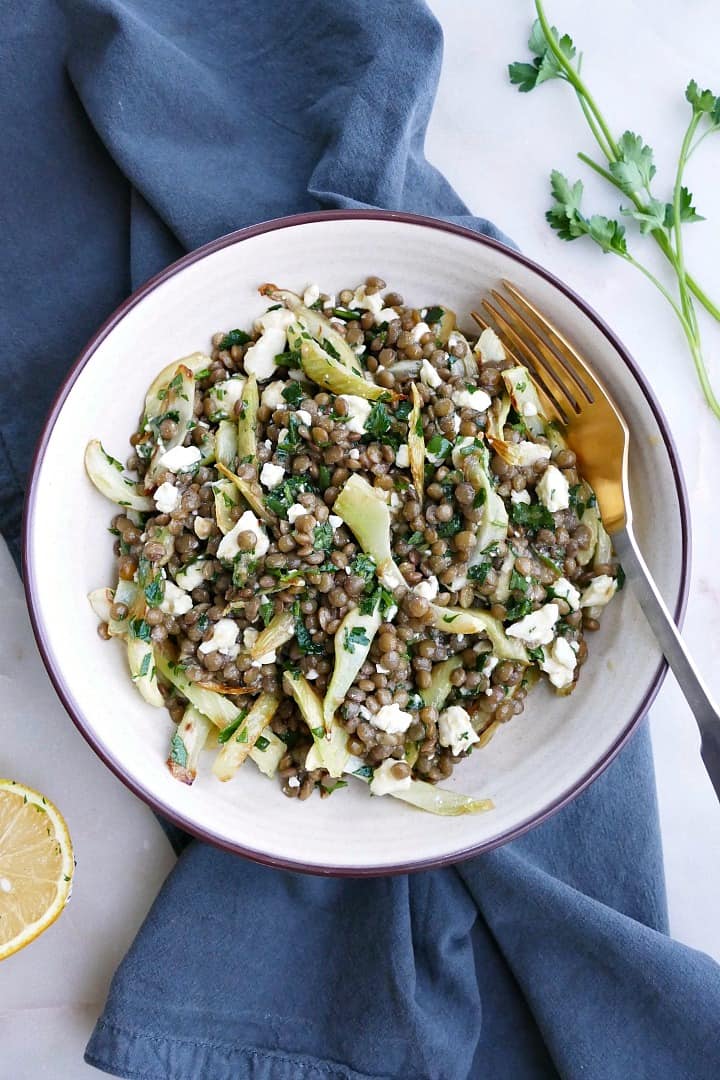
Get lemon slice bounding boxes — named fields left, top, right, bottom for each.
left=0, top=779, right=74, bottom=961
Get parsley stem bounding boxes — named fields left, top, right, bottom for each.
left=672, top=113, right=702, bottom=328
left=578, top=151, right=720, bottom=324
left=535, top=0, right=620, bottom=160
left=575, top=91, right=615, bottom=163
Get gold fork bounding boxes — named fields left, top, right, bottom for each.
left=472, top=281, right=720, bottom=801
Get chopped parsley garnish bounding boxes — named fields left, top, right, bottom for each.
left=436, top=514, right=463, bottom=538
left=364, top=401, right=392, bottom=438
left=332, top=307, right=361, bottom=321
left=527, top=645, right=545, bottom=663
left=322, top=338, right=342, bottom=360
left=359, top=585, right=395, bottom=617
left=406, top=691, right=424, bottom=711
left=219, top=329, right=252, bottom=350
left=282, top=381, right=304, bottom=407
left=468, top=560, right=492, bottom=584
left=425, top=305, right=444, bottom=324
left=349, top=553, right=376, bottom=583
left=509, top=569, right=530, bottom=594
left=102, top=448, right=124, bottom=472
left=323, top=779, right=349, bottom=793
left=129, top=618, right=152, bottom=643
left=616, top=564, right=626, bottom=591
left=259, top=601, right=275, bottom=626
left=168, top=732, right=188, bottom=768
left=394, top=399, right=412, bottom=422
left=414, top=414, right=424, bottom=437
left=138, top=652, right=152, bottom=678
left=473, top=487, right=487, bottom=508
left=275, top=348, right=302, bottom=368
left=343, top=626, right=371, bottom=653
left=352, top=764, right=374, bottom=780
left=510, top=501, right=555, bottom=531
left=293, top=600, right=323, bottom=655
left=505, top=598, right=534, bottom=621
left=313, top=522, right=334, bottom=551
left=265, top=475, right=314, bottom=517
left=425, top=434, right=453, bottom=460
left=406, top=530, right=428, bottom=548
left=255, top=735, right=270, bottom=751
left=277, top=414, right=303, bottom=454
left=217, top=707, right=250, bottom=744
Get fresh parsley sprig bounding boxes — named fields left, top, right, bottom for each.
left=510, top=1, right=720, bottom=420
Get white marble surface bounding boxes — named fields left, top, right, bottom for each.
left=2, top=2, right=719, bottom=1076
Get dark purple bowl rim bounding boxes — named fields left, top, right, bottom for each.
left=22, top=209, right=691, bottom=877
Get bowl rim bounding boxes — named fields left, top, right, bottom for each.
left=22, top=209, right=691, bottom=876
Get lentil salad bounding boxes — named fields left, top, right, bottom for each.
left=86, top=277, right=620, bottom=813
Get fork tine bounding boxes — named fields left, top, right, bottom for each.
left=501, top=281, right=603, bottom=402
left=480, top=296, right=578, bottom=420
left=472, top=308, right=569, bottom=425
left=486, top=291, right=590, bottom=411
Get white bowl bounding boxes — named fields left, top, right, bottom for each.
left=23, top=211, right=690, bottom=875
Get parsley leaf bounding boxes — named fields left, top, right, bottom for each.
left=217, top=707, right=250, bottom=744
left=509, top=569, right=530, bottom=593
left=293, top=600, right=323, bottom=655
left=364, top=402, right=392, bottom=438
left=527, top=645, right=545, bottom=663
left=359, top=585, right=394, bottom=617
left=609, top=132, right=656, bottom=195
left=129, top=618, right=152, bottom=643
left=219, top=329, right=252, bottom=350
left=259, top=601, right=275, bottom=626
left=169, top=732, right=188, bottom=767
left=425, top=306, right=444, bottom=324
left=313, top=522, right=334, bottom=551
left=349, top=553, right=376, bottom=583
left=436, top=514, right=463, bottom=538
left=282, top=381, right=305, bottom=407
left=616, top=564, right=626, bottom=591
left=343, top=626, right=371, bottom=653
left=394, top=400, right=412, bottom=422
left=510, top=501, right=555, bottom=531
left=332, top=307, right=361, bottom=321
left=468, top=560, right=492, bottom=584
left=425, top=434, right=453, bottom=460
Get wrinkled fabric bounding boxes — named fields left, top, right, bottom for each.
left=2, top=2, right=719, bottom=1078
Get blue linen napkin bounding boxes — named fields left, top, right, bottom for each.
left=2, top=2, right=719, bottom=1077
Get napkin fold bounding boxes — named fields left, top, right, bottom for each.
left=2, top=2, right=719, bottom=1078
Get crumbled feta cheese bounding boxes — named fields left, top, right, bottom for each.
left=506, top=602, right=560, bottom=647
left=378, top=563, right=405, bottom=592
left=371, top=702, right=413, bottom=734
left=481, top=654, right=499, bottom=677
left=352, top=344, right=366, bottom=357
left=351, top=285, right=384, bottom=317
left=338, top=394, right=372, bottom=434
left=157, top=445, right=201, bottom=473
left=194, top=516, right=214, bottom=540
left=376, top=306, right=400, bottom=324
left=287, top=369, right=305, bottom=382
left=259, top=461, right=286, bottom=490
left=153, top=481, right=180, bottom=514
left=160, top=580, right=193, bottom=616
left=420, top=357, right=442, bottom=388
left=389, top=492, right=401, bottom=510
left=306, top=669, right=319, bottom=681
left=244, top=307, right=295, bottom=382
left=451, top=436, right=477, bottom=468
left=438, top=704, right=480, bottom=756
left=510, top=489, right=531, bottom=505
left=541, top=635, right=577, bottom=689
left=264, top=439, right=273, bottom=450
left=522, top=401, right=538, bottom=417
left=208, top=376, right=245, bottom=417
left=452, top=387, right=492, bottom=412
left=551, top=576, right=581, bottom=611
left=322, top=294, right=336, bottom=311
left=395, top=444, right=410, bottom=468
left=303, top=283, right=320, bottom=307
left=536, top=464, right=570, bottom=512
left=296, top=409, right=312, bottom=426
left=217, top=510, right=269, bottom=561
left=580, top=574, right=617, bottom=608
left=243, top=627, right=259, bottom=649
left=513, top=441, right=552, bottom=467
left=410, top=321, right=430, bottom=342
left=175, top=558, right=209, bottom=592
left=477, top=327, right=505, bottom=362
left=277, top=428, right=288, bottom=444
left=348, top=448, right=360, bottom=460
left=329, top=514, right=343, bottom=529
left=370, top=759, right=412, bottom=797
left=260, top=380, right=286, bottom=410
left=375, top=663, right=390, bottom=675
left=198, top=617, right=240, bottom=657
left=287, top=775, right=301, bottom=788
left=286, top=502, right=307, bottom=525
left=415, top=575, right=439, bottom=601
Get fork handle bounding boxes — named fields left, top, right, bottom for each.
left=612, top=525, right=720, bottom=802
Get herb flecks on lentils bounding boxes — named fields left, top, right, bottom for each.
left=86, top=276, right=620, bottom=811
